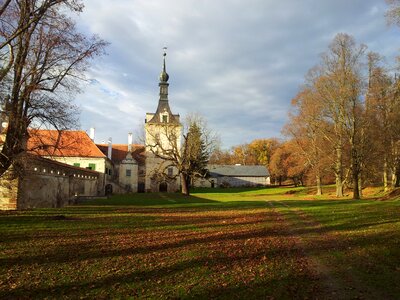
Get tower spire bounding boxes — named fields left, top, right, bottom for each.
left=163, top=47, right=167, bottom=71
left=146, top=48, right=179, bottom=124
left=159, top=47, right=169, bottom=83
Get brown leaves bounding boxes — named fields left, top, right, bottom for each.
left=0, top=205, right=320, bottom=299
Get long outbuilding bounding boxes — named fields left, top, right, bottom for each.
left=195, top=165, right=271, bottom=188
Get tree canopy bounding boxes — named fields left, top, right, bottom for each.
left=0, top=0, right=107, bottom=176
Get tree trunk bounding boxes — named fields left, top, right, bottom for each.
left=352, top=169, right=360, bottom=199
left=316, top=174, right=322, bottom=195
left=394, top=161, right=400, bottom=187
left=352, top=175, right=360, bottom=199
left=392, top=171, right=396, bottom=188
left=352, top=149, right=360, bottom=200
left=180, top=173, right=190, bottom=195
left=335, top=146, right=344, bottom=197
left=383, top=157, right=389, bottom=192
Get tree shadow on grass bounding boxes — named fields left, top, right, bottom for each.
left=0, top=226, right=277, bottom=267
left=2, top=211, right=398, bottom=268
left=3, top=229, right=398, bottom=299
left=0, top=232, right=315, bottom=299
left=2, top=198, right=400, bottom=299
left=191, top=186, right=278, bottom=194
left=80, top=193, right=219, bottom=207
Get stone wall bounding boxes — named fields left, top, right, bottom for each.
left=0, top=169, right=19, bottom=210
left=0, top=155, right=100, bottom=210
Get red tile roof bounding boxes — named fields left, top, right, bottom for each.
left=27, top=129, right=106, bottom=158
left=96, top=144, right=145, bottom=164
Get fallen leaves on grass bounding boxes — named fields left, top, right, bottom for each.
left=0, top=206, right=320, bottom=299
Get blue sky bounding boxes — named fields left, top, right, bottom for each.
left=73, top=0, right=400, bottom=148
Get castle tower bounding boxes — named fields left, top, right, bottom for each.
left=144, top=49, right=182, bottom=192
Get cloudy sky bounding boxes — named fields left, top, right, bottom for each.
left=73, top=0, right=399, bottom=148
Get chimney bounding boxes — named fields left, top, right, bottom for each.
left=107, top=137, right=112, bottom=160
left=89, top=127, right=95, bottom=141
left=128, top=132, right=133, bottom=152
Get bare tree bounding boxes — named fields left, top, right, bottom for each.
left=0, top=1, right=84, bottom=81
left=310, top=34, right=367, bottom=199
left=365, top=52, right=393, bottom=190
left=386, top=0, right=400, bottom=26
left=388, top=76, right=400, bottom=187
left=146, top=114, right=218, bottom=195
left=0, top=0, right=107, bottom=176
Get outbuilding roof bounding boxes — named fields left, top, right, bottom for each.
left=96, top=144, right=145, bottom=165
left=208, top=165, right=270, bottom=177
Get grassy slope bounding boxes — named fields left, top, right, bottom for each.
left=0, top=187, right=399, bottom=299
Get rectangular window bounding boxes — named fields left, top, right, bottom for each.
left=126, top=169, right=131, bottom=177
left=168, top=167, right=173, bottom=177
left=73, top=163, right=80, bottom=167
left=108, top=169, right=112, bottom=176
left=88, top=163, right=96, bottom=171
left=162, top=115, right=168, bottom=123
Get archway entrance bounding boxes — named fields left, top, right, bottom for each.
left=138, top=182, right=145, bottom=193
left=159, top=182, right=168, bottom=192
left=105, top=184, right=113, bottom=196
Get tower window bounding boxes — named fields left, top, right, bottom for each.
left=126, top=169, right=131, bottom=177
left=162, top=114, right=168, bottom=123
left=168, top=167, right=173, bottom=177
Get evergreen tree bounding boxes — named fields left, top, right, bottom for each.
left=184, top=121, right=210, bottom=187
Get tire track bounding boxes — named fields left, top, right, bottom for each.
left=269, top=200, right=392, bottom=300
left=267, top=201, right=348, bottom=299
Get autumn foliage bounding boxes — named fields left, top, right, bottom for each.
left=213, top=33, right=400, bottom=199
left=284, top=33, right=400, bottom=198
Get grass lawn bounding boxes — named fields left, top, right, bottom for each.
left=1, top=187, right=400, bottom=299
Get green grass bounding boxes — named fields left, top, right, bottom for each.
left=1, top=186, right=399, bottom=299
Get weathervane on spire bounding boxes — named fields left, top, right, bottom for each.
left=163, top=46, right=167, bottom=56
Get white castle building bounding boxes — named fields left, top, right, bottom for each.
left=27, top=50, right=182, bottom=194
left=23, top=51, right=269, bottom=196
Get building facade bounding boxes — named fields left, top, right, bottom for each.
left=144, top=50, right=182, bottom=192
left=21, top=51, right=270, bottom=196
left=193, top=165, right=271, bottom=188
left=24, top=50, right=182, bottom=194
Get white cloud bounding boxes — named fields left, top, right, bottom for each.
left=72, top=0, right=400, bottom=148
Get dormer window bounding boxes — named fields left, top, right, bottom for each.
left=161, top=113, right=168, bottom=123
